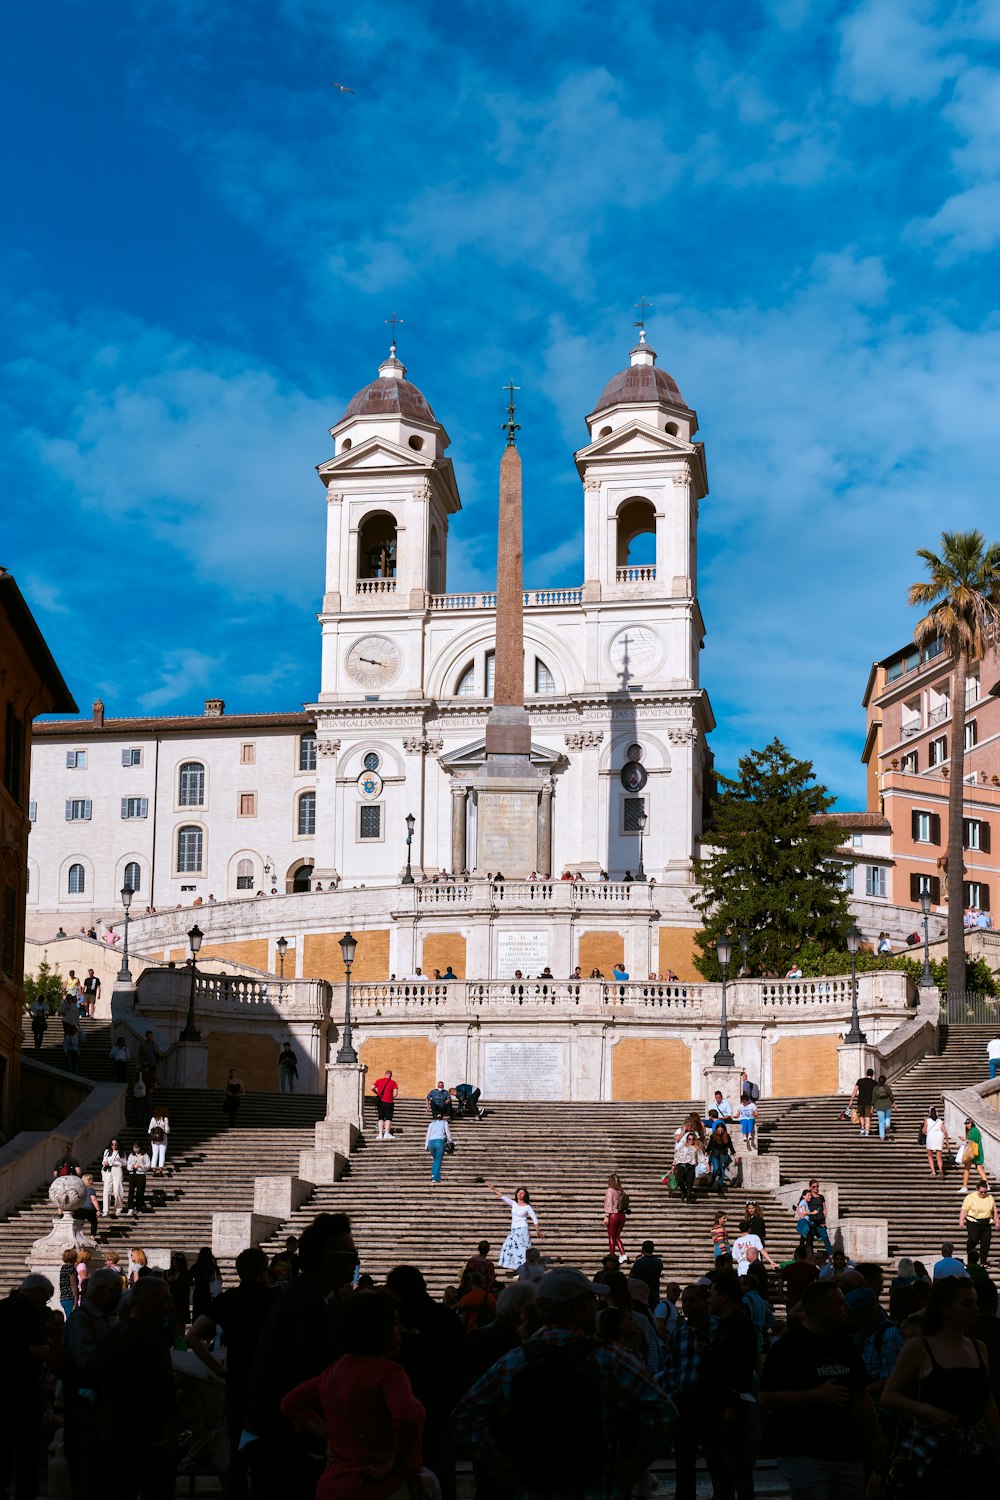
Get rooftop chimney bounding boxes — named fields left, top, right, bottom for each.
left=204, top=698, right=225, bottom=717
left=92, top=699, right=105, bottom=726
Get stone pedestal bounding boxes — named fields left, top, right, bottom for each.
left=299, top=1147, right=348, bottom=1184
left=702, top=1065, right=743, bottom=1115
left=837, top=1042, right=881, bottom=1097
left=253, top=1175, right=313, bottom=1218
left=162, top=1040, right=209, bottom=1089
left=741, top=1152, right=780, bottom=1190
left=110, top=977, right=137, bottom=1022
left=212, top=1212, right=282, bottom=1260
left=324, top=1060, right=366, bottom=1135
left=473, top=772, right=542, bottom=879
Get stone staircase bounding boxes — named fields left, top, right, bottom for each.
left=761, top=1023, right=995, bottom=1264
left=257, top=1099, right=801, bottom=1296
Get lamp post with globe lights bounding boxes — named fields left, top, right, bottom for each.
left=401, top=814, right=416, bottom=886
left=118, top=883, right=134, bottom=982
left=714, top=934, right=735, bottom=1067
left=336, top=931, right=358, bottom=1064
left=919, top=889, right=934, bottom=988
left=634, top=806, right=647, bottom=883
left=180, top=923, right=203, bottom=1042
left=276, top=935, right=288, bottom=1000
left=845, top=924, right=867, bottom=1044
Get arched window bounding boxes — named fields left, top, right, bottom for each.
left=429, top=524, right=443, bottom=593
left=177, top=825, right=203, bottom=873
left=68, top=863, right=86, bottom=894
left=179, top=761, right=205, bottom=806
left=236, top=858, right=254, bottom=890
left=486, top=651, right=496, bottom=699
left=123, top=860, right=141, bottom=893
left=298, top=791, right=316, bottom=836
left=358, top=512, right=397, bottom=579
left=456, top=662, right=476, bottom=697
left=615, top=498, right=656, bottom=569
left=299, top=733, right=317, bottom=771
left=534, top=658, right=556, bottom=694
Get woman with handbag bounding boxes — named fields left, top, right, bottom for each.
left=708, top=1123, right=734, bottom=1198
left=425, top=1111, right=453, bottom=1185
left=923, top=1107, right=950, bottom=1178
left=148, top=1108, right=170, bottom=1175
left=603, top=1173, right=628, bottom=1263
left=882, top=1277, right=1000, bottom=1496
left=101, top=1137, right=125, bottom=1215
left=961, top=1118, right=988, bottom=1191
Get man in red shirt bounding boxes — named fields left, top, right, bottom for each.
left=372, top=1070, right=399, bottom=1141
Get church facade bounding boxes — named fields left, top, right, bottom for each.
left=27, top=335, right=715, bottom=968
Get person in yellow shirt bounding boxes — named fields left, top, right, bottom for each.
left=959, top=1181, right=1000, bottom=1268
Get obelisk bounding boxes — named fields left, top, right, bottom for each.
left=473, top=384, right=543, bottom=876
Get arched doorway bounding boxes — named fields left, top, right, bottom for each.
left=287, top=861, right=314, bottom=893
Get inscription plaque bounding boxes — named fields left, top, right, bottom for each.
left=474, top=780, right=539, bottom=876
left=497, top=931, right=549, bottom=977
left=484, top=1041, right=565, bottom=1101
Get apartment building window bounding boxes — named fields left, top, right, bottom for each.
left=297, top=791, right=316, bottom=836
left=928, top=737, right=948, bottom=767
left=123, top=861, right=141, bottom=893
left=901, top=750, right=918, bottom=774
left=851, top=833, right=863, bottom=847
left=901, top=699, right=921, bottom=738
left=179, top=762, right=205, bottom=806
left=121, top=748, right=142, bottom=766
left=299, top=733, right=317, bottom=771
left=65, top=799, right=92, bottom=821
left=910, top=873, right=941, bottom=903
left=967, top=674, right=980, bottom=707
left=835, top=865, right=854, bottom=893
left=67, top=863, right=86, bottom=894
left=964, top=819, right=991, bottom=852
left=236, top=858, right=255, bottom=890
left=238, top=793, right=257, bottom=818
left=28, top=801, right=37, bottom=822
left=865, top=866, right=887, bottom=898
left=121, top=797, right=148, bottom=819
left=965, top=720, right=978, bottom=750
left=177, top=825, right=203, bottom=873
left=65, top=750, right=87, bottom=769
left=359, top=805, right=382, bottom=840
left=240, top=742, right=256, bottom=765
left=965, top=881, right=991, bottom=910
left=912, top=810, right=941, bottom=843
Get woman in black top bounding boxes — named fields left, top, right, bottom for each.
left=740, top=1201, right=767, bottom=1244
left=191, top=1246, right=221, bottom=1322
left=883, top=1277, right=1000, bottom=1492
left=222, top=1068, right=245, bottom=1126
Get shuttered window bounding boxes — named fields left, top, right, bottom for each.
left=121, top=798, right=148, bottom=819
left=65, top=800, right=92, bottom=821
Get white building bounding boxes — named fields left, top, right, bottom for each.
left=27, top=333, right=715, bottom=966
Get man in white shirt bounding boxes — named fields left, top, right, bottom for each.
left=987, top=1037, right=1000, bottom=1080
left=731, top=1233, right=776, bottom=1278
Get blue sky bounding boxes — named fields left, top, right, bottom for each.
left=4, top=0, right=1000, bottom=805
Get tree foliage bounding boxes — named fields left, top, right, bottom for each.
left=23, top=959, right=65, bottom=1014
left=793, top=941, right=997, bottom=997
left=694, top=738, right=852, bottom=978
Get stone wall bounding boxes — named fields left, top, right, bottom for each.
left=771, top=1033, right=840, bottom=1097
left=303, top=929, right=391, bottom=983
left=199, top=938, right=270, bottom=971
left=359, top=1036, right=436, bottom=1098
left=206, top=1031, right=284, bottom=1092
left=658, top=925, right=699, bottom=981
left=612, top=1037, right=692, bottom=1101
left=579, top=930, right=626, bottom=976
left=420, top=932, right=467, bottom=977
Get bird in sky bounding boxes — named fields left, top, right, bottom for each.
left=330, top=82, right=355, bottom=94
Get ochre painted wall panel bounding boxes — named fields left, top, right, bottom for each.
left=359, top=1036, right=436, bottom=1098
left=303, top=930, right=391, bottom=983
left=578, top=931, right=625, bottom=977
left=770, top=1034, right=840, bottom=1097
left=420, top=933, right=466, bottom=978
left=612, top=1037, right=692, bottom=1102
left=658, top=927, right=700, bottom=982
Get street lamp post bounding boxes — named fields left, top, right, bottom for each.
left=180, top=923, right=203, bottom=1042
left=401, top=813, right=416, bottom=886
left=336, top=930, right=358, bottom=1063
left=919, top=889, right=934, bottom=987
left=844, top=923, right=866, bottom=1044
left=635, top=807, right=647, bottom=883
left=276, top=935, right=288, bottom=1000
left=714, top=934, right=735, bottom=1066
left=118, top=884, right=134, bottom=982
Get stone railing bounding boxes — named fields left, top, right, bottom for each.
left=136, top=967, right=331, bottom=1019
left=413, top=880, right=655, bottom=909
left=616, top=565, right=656, bottom=583
left=429, top=588, right=584, bottom=611
left=355, top=578, right=396, bottom=595
left=347, top=971, right=912, bottom=1021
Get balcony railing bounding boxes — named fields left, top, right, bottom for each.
left=928, top=703, right=950, bottom=726
left=356, top=578, right=397, bottom=595
left=616, top=565, right=656, bottom=584
left=413, top=880, right=654, bottom=908
left=901, top=722, right=921, bottom=739
left=429, top=588, right=583, bottom=610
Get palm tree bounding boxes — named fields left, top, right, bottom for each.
left=909, top=531, right=1000, bottom=1003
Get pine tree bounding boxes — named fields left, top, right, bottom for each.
left=694, top=738, right=852, bottom=977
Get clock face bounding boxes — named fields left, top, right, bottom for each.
left=345, top=635, right=401, bottom=689
left=608, top=626, right=661, bottom=679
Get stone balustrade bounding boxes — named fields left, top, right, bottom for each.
left=138, top=967, right=331, bottom=1018
left=414, top=880, right=651, bottom=908
left=429, top=587, right=585, bottom=611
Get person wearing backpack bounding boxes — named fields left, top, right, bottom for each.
left=148, top=1108, right=170, bottom=1174
left=453, top=1265, right=677, bottom=1499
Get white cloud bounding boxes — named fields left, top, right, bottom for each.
left=837, top=0, right=963, bottom=105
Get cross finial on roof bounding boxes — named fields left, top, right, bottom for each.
left=633, top=297, right=652, bottom=342
left=502, top=380, right=521, bottom=446
left=385, top=312, right=404, bottom=356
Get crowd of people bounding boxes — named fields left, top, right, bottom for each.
left=6, top=1202, right=1000, bottom=1500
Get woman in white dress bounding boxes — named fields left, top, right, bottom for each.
left=101, top=1137, right=126, bottom=1215
left=487, top=1181, right=540, bottom=1272
left=924, top=1106, right=950, bottom=1177
left=148, top=1108, right=170, bottom=1174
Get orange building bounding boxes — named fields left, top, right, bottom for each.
left=0, top=571, right=76, bottom=1137
left=862, top=637, right=1000, bottom=923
